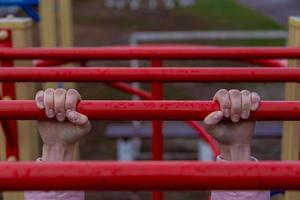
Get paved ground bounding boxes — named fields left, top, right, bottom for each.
left=238, top=0, right=300, bottom=26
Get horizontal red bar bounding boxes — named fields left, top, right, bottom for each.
left=0, top=47, right=299, bottom=59
left=0, top=100, right=299, bottom=120
left=1, top=67, right=300, bottom=82
left=1, top=161, right=300, bottom=190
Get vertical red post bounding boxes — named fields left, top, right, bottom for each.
left=151, top=59, right=163, bottom=200
left=0, top=29, right=19, bottom=160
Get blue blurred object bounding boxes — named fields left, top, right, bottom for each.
left=271, top=190, right=285, bottom=197
left=0, top=0, right=38, bottom=6
left=0, top=0, right=39, bottom=21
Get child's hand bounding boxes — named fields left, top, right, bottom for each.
left=35, top=88, right=91, bottom=146
left=203, top=89, right=260, bottom=160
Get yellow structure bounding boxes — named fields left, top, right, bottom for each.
left=282, top=16, right=300, bottom=200
left=39, top=0, right=79, bottom=159
left=0, top=17, right=39, bottom=200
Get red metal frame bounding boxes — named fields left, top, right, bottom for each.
left=0, top=29, right=19, bottom=160
left=0, top=100, right=299, bottom=120
left=151, top=60, right=164, bottom=200
left=1, top=161, right=300, bottom=190
left=106, top=82, right=153, bottom=100
left=0, top=47, right=299, bottom=60
left=1, top=67, right=300, bottom=82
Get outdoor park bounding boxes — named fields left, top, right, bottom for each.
left=0, top=0, right=299, bottom=200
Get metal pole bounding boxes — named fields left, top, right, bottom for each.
left=2, top=67, right=300, bottom=82
left=0, top=47, right=300, bottom=59
left=151, top=59, right=163, bottom=200
left=1, top=161, right=300, bottom=190
left=0, top=100, right=300, bottom=120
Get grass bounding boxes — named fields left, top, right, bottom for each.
left=179, top=0, right=284, bottom=30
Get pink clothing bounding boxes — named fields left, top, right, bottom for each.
left=211, top=190, right=270, bottom=200
left=25, top=191, right=84, bottom=200
left=24, top=157, right=270, bottom=200
left=211, top=156, right=270, bottom=200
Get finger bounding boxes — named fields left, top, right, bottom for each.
left=35, top=90, right=45, bottom=109
left=203, top=111, right=224, bottom=131
left=65, top=89, right=81, bottom=116
left=229, top=89, right=242, bottom=123
left=44, top=88, right=55, bottom=118
left=241, top=90, right=251, bottom=119
left=67, top=111, right=91, bottom=132
left=213, top=89, right=230, bottom=118
left=251, top=92, right=261, bottom=111
left=54, top=88, right=67, bottom=122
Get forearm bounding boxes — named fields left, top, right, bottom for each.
left=25, top=143, right=84, bottom=200
left=211, top=143, right=270, bottom=200
left=42, top=144, right=75, bottom=161
left=219, top=144, right=251, bottom=161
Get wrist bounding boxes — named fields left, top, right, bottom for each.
left=42, top=143, right=75, bottom=161
left=219, top=143, right=251, bottom=161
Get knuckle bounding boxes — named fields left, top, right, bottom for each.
left=216, top=89, right=228, bottom=96
left=241, top=90, right=250, bottom=96
left=229, top=89, right=240, bottom=96
left=67, top=89, right=79, bottom=97
left=45, top=88, right=54, bottom=95
left=55, top=88, right=66, bottom=96
left=35, top=90, right=44, bottom=99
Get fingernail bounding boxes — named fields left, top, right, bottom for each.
left=241, top=111, right=248, bottom=119
left=232, top=114, right=240, bottom=122
left=48, top=109, right=55, bottom=118
left=213, top=112, right=222, bottom=121
left=56, top=113, right=65, bottom=122
left=224, top=109, right=230, bottom=117
left=69, top=111, right=78, bottom=121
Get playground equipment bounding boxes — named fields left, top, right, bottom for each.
left=0, top=13, right=299, bottom=200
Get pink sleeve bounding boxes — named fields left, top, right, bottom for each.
left=210, top=156, right=270, bottom=200
left=211, top=190, right=270, bottom=200
left=24, top=191, right=84, bottom=200
left=24, top=158, right=84, bottom=200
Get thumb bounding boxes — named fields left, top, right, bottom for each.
left=203, top=111, right=223, bottom=132
left=67, top=111, right=91, bottom=134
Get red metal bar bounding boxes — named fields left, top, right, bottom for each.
left=135, top=44, right=287, bottom=67
left=1, top=161, right=300, bottom=190
left=1, top=67, right=300, bottom=82
left=0, top=29, right=19, bottom=160
left=151, top=60, right=164, bottom=200
left=0, top=47, right=300, bottom=60
left=0, top=100, right=300, bottom=120
left=34, top=59, right=72, bottom=67
left=106, top=82, right=153, bottom=100
left=244, top=59, right=286, bottom=67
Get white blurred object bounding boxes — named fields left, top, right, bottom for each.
left=178, top=0, right=196, bottom=7
left=115, top=0, right=127, bottom=9
left=105, top=0, right=115, bottom=8
left=164, top=0, right=175, bottom=9
left=130, top=0, right=141, bottom=10
left=105, top=0, right=196, bottom=9
left=148, top=0, right=158, bottom=9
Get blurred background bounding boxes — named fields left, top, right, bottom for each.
left=1, top=0, right=299, bottom=199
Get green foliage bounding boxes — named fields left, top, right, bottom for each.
left=178, top=0, right=285, bottom=30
